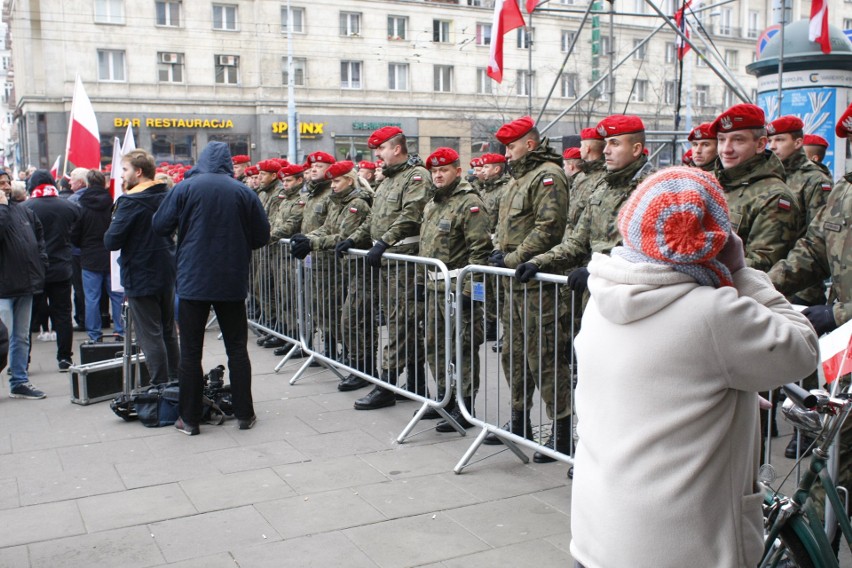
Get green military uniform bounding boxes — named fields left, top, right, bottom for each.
left=495, top=138, right=571, bottom=421
left=568, top=157, right=606, bottom=231
left=715, top=150, right=801, bottom=273
left=270, top=181, right=304, bottom=241
left=420, top=178, right=491, bottom=400
left=252, top=178, right=286, bottom=332
left=769, top=173, right=852, bottom=520
left=479, top=172, right=510, bottom=335
left=813, top=160, right=832, bottom=179
left=345, top=160, right=432, bottom=376
left=268, top=181, right=304, bottom=336
left=299, top=178, right=334, bottom=348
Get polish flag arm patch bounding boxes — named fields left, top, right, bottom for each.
left=412, top=175, right=423, bottom=182
left=469, top=206, right=480, bottom=213
left=349, top=207, right=358, bottom=213
left=542, top=177, right=554, bottom=186
left=821, top=183, right=832, bottom=191
left=778, top=198, right=791, bottom=211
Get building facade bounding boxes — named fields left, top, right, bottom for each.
left=4, top=0, right=851, bottom=171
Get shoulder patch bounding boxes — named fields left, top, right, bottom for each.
left=469, top=206, right=480, bottom=213
left=412, top=175, right=423, bottom=182
left=298, top=200, right=306, bottom=207
left=777, top=198, right=791, bottom=211
left=821, top=183, right=832, bottom=191
left=542, top=177, right=554, bottom=186
left=349, top=207, right=358, bottom=213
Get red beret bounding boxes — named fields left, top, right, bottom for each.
left=495, top=116, right=535, bottom=145
left=278, top=163, right=305, bottom=179
left=276, top=159, right=290, bottom=169
left=563, top=147, right=581, bottom=160
left=426, top=147, right=460, bottom=170
left=682, top=148, right=693, bottom=164
left=306, top=152, right=335, bottom=165
left=596, top=115, right=645, bottom=138
left=159, top=161, right=170, bottom=167
left=580, top=127, right=604, bottom=141
left=643, top=148, right=649, bottom=156
left=688, top=122, right=716, bottom=142
left=367, top=126, right=403, bottom=149
left=375, top=159, right=384, bottom=167
left=470, top=157, right=482, bottom=168
left=257, top=159, right=281, bottom=173
left=712, top=104, right=765, bottom=134
left=244, top=166, right=259, bottom=177
left=768, top=116, right=804, bottom=136
left=837, top=103, right=852, bottom=137
left=480, top=153, right=506, bottom=165
left=232, top=155, right=251, bottom=165
left=803, top=134, right=829, bottom=148
left=323, top=160, right=355, bottom=179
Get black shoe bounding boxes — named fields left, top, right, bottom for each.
left=175, top=417, right=199, bottom=436
left=784, top=435, right=815, bottom=459
left=421, top=406, right=442, bottom=420
left=262, top=336, right=286, bottom=348
left=288, top=347, right=309, bottom=358
left=533, top=419, right=573, bottom=463
left=436, top=405, right=472, bottom=433
left=256, top=334, right=271, bottom=346
left=484, top=412, right=532, bottom=445
left=58, top=359, right=73, bottom=372
left=491, top=338, right=503, bottom=353
left=338, top=375, right=371, bottom=391
left=72, top=325, right=86, bottom=332
left=273, top=345, right=291, bottom=356
left=485, top=322, right=498, bottom=342
left=354, top=386, right=396, bottom=410
left=238, top=415, right=257, bottom=430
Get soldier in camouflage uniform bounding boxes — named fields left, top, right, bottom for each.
left=417, top=148, right=491, bottom=433
left=569, top=128, right=607, bottom=229
left=290, top=162, right=372, bottom=383
left=478, top=153, right=510, bottom=341
left=335, top=127, right=432, bottom=406
left=562, top=147, right=582, bottom=191
left=688, top=123, right=718, bottom=172
left=484, top=116, right=570, bottom=463
left=232, top=154, right=251, bottom=183
left=712, top=104, right=801, bottom=273
left=803, top=134, right=833, bottom=178
left=254, top=159, right=288, bottom=348
left=244, top=165, right=259, bottom=192
left=358, top=160, right=379, bottom=191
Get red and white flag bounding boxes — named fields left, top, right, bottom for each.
left=108, top=136, right=124, bottom=293
left=66, top=76, right=101, bottom=169
left=121, top=122, right=136, bottom=154
left=525, top=0, right=543, bottom=13
left=674, top=0, right=693, bottom=61
left=49, top=155, right=61, bottom=180
left=487, top=0, right=526, bottom=83
left=820, top=320, right=852, bottom=384
left=809, top=0, right=831, bottom=55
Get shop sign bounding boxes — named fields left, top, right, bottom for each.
left=113, top=118, right=234, bottom=128
left=352, top=121, right=402, bottom=131
left=271, top=122, right=326, bottom=139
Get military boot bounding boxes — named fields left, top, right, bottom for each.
left=533, top=417, right=573, bottom=463
left=397, top=362, right=426, bottom=400
left=339, top=351, right=374, bottom=392
left=436, top=396, right=474, bottom=433
left=483, top=410, right=532, bottom=445
left=353, top=370, right=396, bottom=410
left=422, top=395, right=453, bottom=420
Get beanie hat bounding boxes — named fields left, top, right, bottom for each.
left=615, top=167, right=733, bottom=288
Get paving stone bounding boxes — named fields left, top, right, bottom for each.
left=56, top=438, right=155, bottom=471
left=27, top=525, right=165, bottom=568
left=443, top=494, right=569, bottom=547
left=143, top=425, right=240, bottom=456
left=0, top=500, right=85, bottom=547
left=440, top=462, right=568, bottom=501
left=232, top=531, right=379, bottom=568
left=204, top=440, right=308, bottom=475
left=0, top=544, right=28, bottom=568
left=180, top=469, right=295, bottom=512
left=18, top=464, right=126, bottom=506
left=148, top=552, right=237, bottom=568
left=354, top=475, right=480, bottom=519
left=0, top=478, right=19, bottom=511
left=224, top=414, right=318, bottom=445
left=359, top=444, right=462, bottom=480
left=543, top=532, right=573, bottom=555
left=254, top=488, right=386, bottom=539
left=115, top=453, right=221, bottom=490
left=343, top=513, right=489, bottom=568
left=274, top=455, right=388, bottom=495
left=0, top=434, right=11, bottom=455
left=0, top=448, right=63, bottom=479
left=286, top=429, right=389, bottom=460
left=150, top=506, right=280, bottom=563
left=442, top=538, right=573, bottom=567
left=10, top=427, right=106, bottom=453
left=529, top=484, right=573, bottom=516
left=77, top=484, right=197, bottom=533
left=301, top=407, right=408, bottom=437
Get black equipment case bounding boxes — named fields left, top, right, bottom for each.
left=69, top=341, right=150, bottom=405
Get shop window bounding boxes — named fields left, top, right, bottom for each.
left=431, top=136, right=459, bottom=154
left=209, top=134, right=249, bottom=159
left=151, top=133, right=195, bottom=165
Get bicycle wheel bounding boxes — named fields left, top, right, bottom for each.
left=762, top=524, right=817, bottom=568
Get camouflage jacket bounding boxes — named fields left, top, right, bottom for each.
left=300, top=179, right=332, bottom=234
left=783, top=149, right=833, bottom=230
left=715, top=150, right=801, bottom=273
left=568, top=157, right=606, bottom=231
left=769, top=173, right=852, bottom=326
left=349, top=160, right=432, bottom=255
left=479, top=173, right=510, bottom=234
left=496, top=139, right=569, bottom=269
left=306, top=184, right=371, bottom=251
left=257, top=179, right=282, bottom=215
left=269, top=182, right=304, bottom=241
left=532, top=154, right=653, bottom=272
left=814, top=161, right=832, bottom=179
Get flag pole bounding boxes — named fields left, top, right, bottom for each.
left=62, top=75, right=78, bottom=180
left=775, top=0, right=787, bottom=119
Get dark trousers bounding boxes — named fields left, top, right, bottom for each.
left=72, top=256, right=85, bottom=326
left=34, top=280, right=73, bottom=362
left=178, top=299, right=253, bottom=424
left=128, top=290, right=179, bottom=385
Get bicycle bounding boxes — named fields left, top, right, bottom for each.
left=760, top=382, right=852, bottom=567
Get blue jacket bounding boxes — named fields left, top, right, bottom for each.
left=104, top=182, right=176, bottom=297
left=152, top=142, right=270, bottom=302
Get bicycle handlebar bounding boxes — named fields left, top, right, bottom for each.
left=782, top=383, right=818, bottom=410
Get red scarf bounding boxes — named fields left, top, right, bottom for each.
left=30, top=184, right=58, bottom=198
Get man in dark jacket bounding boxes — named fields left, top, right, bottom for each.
left=70, top=170, right=124, bottom=342
left=153, top=142, right=270, bottom=435
left=23, top=170, right=80, bottom=371
left=0, top=169, right=48, bottom=399
left=105, top=149, right=178, bottom=385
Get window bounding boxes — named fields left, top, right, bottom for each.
left=723, top=87, right=735, bottom=107
left=341, top=60, right=362, bottom=89
left=844, top=18, right=852, bottom=29
left=696, top=49, right=706, bottom=67
left=212, top=4, right=237, bottom=30
left=516, top=70, right=534, bottom=96
left=695, top=84, right=709, bottom=107
left=1, top=56, right=9, bottom=70
left=214, top=54, right=239, bottom=84
left=155, top=1, right=180, bottom=27
left=597, top=76, right=615, bottom=101
left=281, top=7, right=305, bottom=33
left=630, top=79, right=648, bottom=103
left=718, top=7, right=732, bottom=36
left=725, top=49, right=738, bottom=68
left=601, top=35, right=611, bottom=57
left=633, top=38, right=646, bottom=60
left=282, top=57, right=306, bottom=86
left=94, top=0, right=124, bottom=24
left=664, top=80, right=676, bottom=104
left=433, top=19, right=451, bottom=43
left=476, top=68, right=494, bottom=94
left=98, top=49, right=126, bottom=81
left=747, top=11, right=760, bottom=38
left=560, top=73, right=578, bottom=98
left=157, top=52, right=184, bottom=83
left=340, top=12, right=361, bottom=36
left=388, top=15, right=407, bottom=40
left=517, top=27, right=533, bottom=49
left=434, top=65, right=453, bottom=92
left=562, top=30, right=576, bottom=53
left=2, top=82, right=12, bottom=104
left=388, top=63, right=409, bottom=91
left=665, top=42, right=676, bottom=64
left=476, top=23, right=492, bottom=46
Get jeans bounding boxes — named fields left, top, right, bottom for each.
left=178, top=299, right=254, bottom=424
left=32, top=280, right=73, bottom=361
left=128, top=290, right=180, bottom=385
left=82, top=270, right=124, bottom=342
left=0, top=295, right=34, bottom=388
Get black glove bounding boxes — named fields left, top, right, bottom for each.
left=414, top=284, right=426, bottom=302
left=459, top=294, right=475, bottom=314
left=515, top=262, right=539, bottom=283
left=334, top=238, right=355, bottom=259
left=802, top=304, right=837, bottom=336
left=366, top=240, right=389, bottom=268
left=290, top=238, right=312, bottom=260
left=488, top=250, right=506, bottom=268
left=566, top=267, right=590, bottom=293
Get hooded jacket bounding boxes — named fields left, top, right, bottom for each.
left=0, top=200, right=46, bottom=297
left=152, top=142, right=270, bottom=302
left=70, top=182, right=115, bottom=272
left=103, top=181, right=176, bottom=297
left=22, top=172, right=80, bottom=282
left=570, top=253, right=819, bottom=568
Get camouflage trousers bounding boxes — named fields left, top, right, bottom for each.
left=339, top=259, right=374, bottom=366
left=379, top=260, right=424, bottom=373
left=304, top=251, right=341, bottom=337
left=500, top=279, right=572, bottom=420
left=252, top=245, right=280, bottom=330
left=424, top=289, right=484, bottom=398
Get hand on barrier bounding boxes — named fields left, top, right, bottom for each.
left=515, top=262, right=539, bottom=283
left=566, top=267, right=590, bottom=293
left=290, top=237, right=312, bottom=260
left=334, top=238, right=355, bottom=259
left=802, top=304, right=837, bottom=336
left=366, top=240, right=388, bottom=268
left=459, top=294, right=475, bottom=314
left=488, top=250, right=506, bottom=268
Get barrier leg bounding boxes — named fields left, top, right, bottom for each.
left=453, top=427, right=530, bottom=474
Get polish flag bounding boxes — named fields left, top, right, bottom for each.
left=525, top=0, right=543, bottom=13
left=674, top=0, right=693, bottom=61
left=487, top=0, right=526, bottom=83
left=122, top=122, right=136, bottom=153
left=109, top=136, right=124, bottom=293
left=809, top=0, right=831, bottom=55
left=66, top=76, right=101, bottom=169
left=49, top=155, right=61, bottom=180
left=820, top=320, right=852, bottom=384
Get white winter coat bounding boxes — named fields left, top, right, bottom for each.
left=570, top=253, right=820, bottom=568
